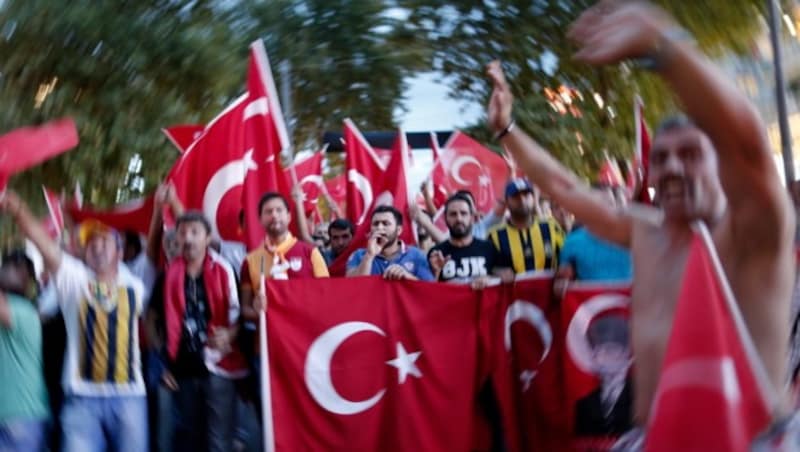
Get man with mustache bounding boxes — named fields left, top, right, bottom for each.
left=240, top=192, right=328, bottom=322
left=347, top=205, right=434, bottom=281
left=161, top=211, right=246, bottom=452
left=486, top=0, right=795, bottom=443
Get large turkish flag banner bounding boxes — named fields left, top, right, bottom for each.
left=265, top=277, right=485, bottom=451
left=562, top=282, right=633, bottom=451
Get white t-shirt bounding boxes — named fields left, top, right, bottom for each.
left=53, top=254, right=146, bottom=397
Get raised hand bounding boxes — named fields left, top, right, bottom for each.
left=569, top=1, right=673, bottom=66
left=486, top=60, right=514, bottom=134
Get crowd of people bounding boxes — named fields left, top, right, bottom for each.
left=1, top=1, right=800, bottom=451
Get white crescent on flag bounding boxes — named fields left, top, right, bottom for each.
left=304, top=322, right=387, bottom=415
left=348, top=169, right=374, bottom=226
left=450, top=155, right=483, bottom=185
left=202, top=150, right=257, bottom=237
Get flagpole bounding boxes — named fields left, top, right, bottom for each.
left=767, top=0, right=796, bottom=185
left=258, top=257, right=276, bottom=452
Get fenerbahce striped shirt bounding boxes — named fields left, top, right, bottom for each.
left=52, top=254, right=146, bottom=397
left=488, top=218, right=565, bottom=274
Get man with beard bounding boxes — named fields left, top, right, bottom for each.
left=347, top=205, right=434, bottom=281
left=486, top=0, right=796, bottom=441
left=160, top=211, right=246, bottom=452
left=488, top=179, right=565, bottom=274
left=321, top=218, right=354, bottom=266
left=240, top=192, right=328, bottom=321
left=428, top=194, right=508, bottom=288
left=1, top=192, right=148, bottom=452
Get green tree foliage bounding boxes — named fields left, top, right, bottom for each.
left=0, top=0, right=418, bottom=209
left=398, top=0, right=767, bottom=179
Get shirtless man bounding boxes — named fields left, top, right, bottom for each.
left=486, top=1, right=795, bottom=426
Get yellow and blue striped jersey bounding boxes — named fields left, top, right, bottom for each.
left=489, top=218, right=564, bottom=274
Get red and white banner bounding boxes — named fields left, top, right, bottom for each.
left=343, top=119, right=390, bottom=227
left=288, top=147, right=326, bottom=215
left=265, top=277, right=486, bottom=451
left=438, top=131, right=509, bottom=215
left=240, top=39, right=293, bottom=250
left=645, top=226, right=774, bottom=451
left=562, top=282, right=632, bottom=451
left=168, top=40, right=291, bottom=247
left=428, top=132, right=450, bottom=209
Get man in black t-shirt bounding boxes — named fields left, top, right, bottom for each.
left=428, top=194, right=511, bottom=288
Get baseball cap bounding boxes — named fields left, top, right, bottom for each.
left=505, top=178, right=534, bottom=198
left=78, top=219, right=119, bottom=247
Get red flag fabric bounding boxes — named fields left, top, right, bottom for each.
left=633, top=97, right=653, bottom=204
left=562, top=282, right=633, bottom=451
left=289, top=150, right=325, bottom=215
left=324, top=173, right=346, bottom=219
left=168, top=40, right=291, bottom=247
left=168, top=95, right=252, bottom=241
left=489, top=275, right=568, bottom=452
left=241, top=40, right=293, bottom=250
left=428, top=132, right=450, bottom=209
left=162, top=124, right=204, bottom=153
left=438, top=131, right=509, bottom=215
left=645, top=228, right=773, bottom=451
left=0, top=119, right=78, bottom=189
left=265, top=277, right=486, bottom=451
left=328, top=129, right=416, bottom=276
left=67, top=195, right=155, bottom=236
left=42, top=186, right=64, bottom=240
left=343, top=119, right=390, bottom=227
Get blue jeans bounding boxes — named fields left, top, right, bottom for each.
left=60, top=395, right=147, bottom=452
left=0, top=419, right=47, bottom=452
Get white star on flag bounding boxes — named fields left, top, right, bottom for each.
left=478, top=174, right=491, bottom=186
left=386, top=342, right=422, bottom=384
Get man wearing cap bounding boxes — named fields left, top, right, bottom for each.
left=2, top=192, right=147, bottom=452
left=488, top=178, right=565, bottom=274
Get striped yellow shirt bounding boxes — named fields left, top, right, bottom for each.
left=489, top=218, right=564, bottom=274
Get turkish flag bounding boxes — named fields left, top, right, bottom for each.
left=327, top=129, right=416, bottom=276
left=265, top=277, right=486, bottom=451
left=438, top=131, right=509, bottom=215
left=0, top=118, right=79, bottom=189
left=240, top=40, right=293, bottom=250
left=562, top=282, right=633, bottom=451
left=343, top=119, right=390, bottom=227
left=324, top=173, right=346, bottom=218
left=645, top=230, right=773, bottom=451
left=66, top=195, right=155, bottom=236
left=428, top=132, right=451, bottom=210
left=162, top=124, right=204, bottom=153
left=288, top=149, right=325, bottom=215
left=632, top=97, right=653, bottom=204
left=168, top=40, right=291, bottom=247
left=488, top=275, right=569, bottom=452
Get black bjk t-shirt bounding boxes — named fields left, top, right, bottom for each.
left=428, top=239, right=500, bottom=283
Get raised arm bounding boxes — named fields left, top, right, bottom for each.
left=486, top=62, right=633, bottom=247
left=1, top=191, right=62, bottom=273
left=570, top=1, right=793, bottom=247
